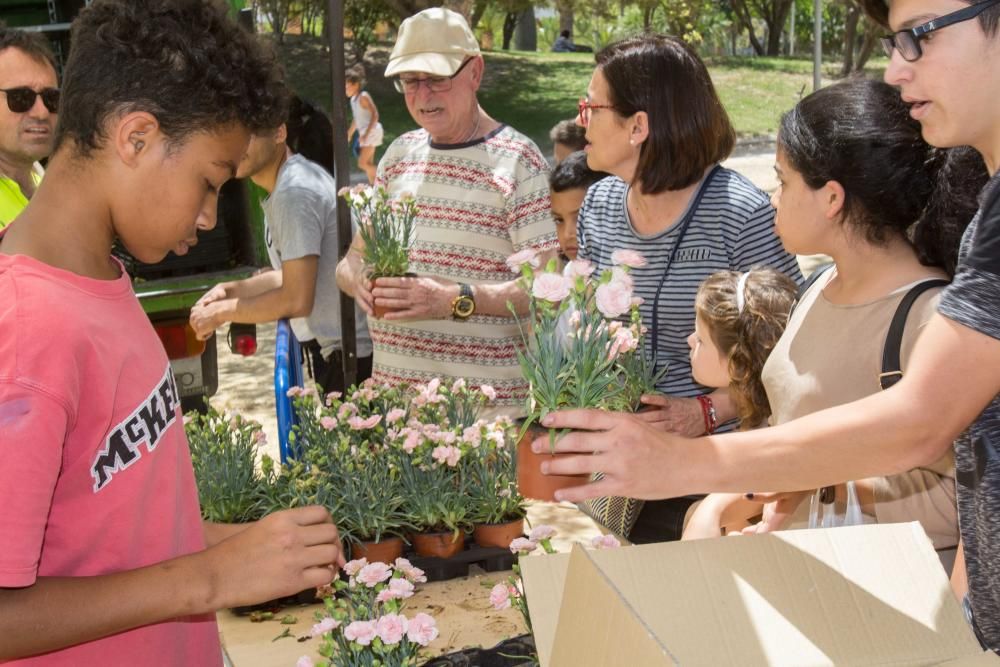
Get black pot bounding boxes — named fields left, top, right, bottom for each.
left=421, top=634, right=536, bottom=667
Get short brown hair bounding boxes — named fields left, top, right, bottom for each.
left=596, top=34, right=734, bottom=194
left=695, top=267, right=797, bottom=429
left=860, top=0, right=999, bottom=34
left=0, top=26, right=57, bottom=72
left=549, top=118, right=586, bottom=151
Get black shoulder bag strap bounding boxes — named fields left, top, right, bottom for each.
left=878, top=279, right=950, bottom=389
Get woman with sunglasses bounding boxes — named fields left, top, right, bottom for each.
left=539, top=0, right=1000, bottom=651
left=572, top=33, right=801, bottom=542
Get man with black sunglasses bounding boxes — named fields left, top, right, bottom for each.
left=0, top=28, right=58, bottom=229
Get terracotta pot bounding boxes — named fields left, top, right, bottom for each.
left=351, top=536, right=405, bottom=564
left=411, top=530, right=465, bottom=559
left=473, top=518, right=525, bottom=549
left=371, top=272, right=416, bottom=319
left=516, top=427, right=589, bottom=502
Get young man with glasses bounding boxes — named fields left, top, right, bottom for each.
left=0, top=28, right=58, bottom=228
left=535, top=0, right=1000, bottom=652
left=336, top=7, right=559, bottom=416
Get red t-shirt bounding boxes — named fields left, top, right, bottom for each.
left=0, top=252, right=220, bottom=665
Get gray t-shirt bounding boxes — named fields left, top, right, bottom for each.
left=262, top=154, right=372, bottom=359
left=937, top=171, right=1000, bottom=651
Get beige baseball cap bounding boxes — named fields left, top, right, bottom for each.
left=384, top=7, right=481, bottom=78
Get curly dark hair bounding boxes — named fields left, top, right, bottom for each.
left=55, top=0, right=288, bottom=157
left=0, top=25, right=57, bottom=72
left=696, top=267, right=798, bottom=430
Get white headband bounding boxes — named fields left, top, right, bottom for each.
left=736, top=272, right=750, bottom=314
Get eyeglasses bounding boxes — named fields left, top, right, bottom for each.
left=577, top=98, right=616, bottom=127
left=394, top=58, right=473, bottom=94
left=0, top=87, right=59, bottom=114
left=880, top=0, right=1000, bottom=62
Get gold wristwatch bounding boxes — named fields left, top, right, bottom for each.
left=451, top=283, right=476, bottom=320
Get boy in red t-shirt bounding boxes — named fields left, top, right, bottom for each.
left=0, top=1, right=344, bottom=664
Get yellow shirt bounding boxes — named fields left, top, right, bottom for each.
left=0, top=168, right=42, bottom=229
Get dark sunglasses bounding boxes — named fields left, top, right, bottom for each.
left=0, top=87, right=60, bottom=113
left=880, top=0, right=1000, bottom=62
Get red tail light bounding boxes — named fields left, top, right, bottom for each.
left=153, top=320, right=206, bottom=359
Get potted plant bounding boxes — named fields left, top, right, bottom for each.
left=506, top=250, right=650, bottom=501
left=185, top=406, right=268, bottom=523
left=339, top=184, right=418, bottom=319
left=302, top=558, right=438, bottom=667
left=464, top=417, right=527, bottom=549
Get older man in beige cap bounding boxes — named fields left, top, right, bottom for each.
left=337, top=7, right=558, bottom=416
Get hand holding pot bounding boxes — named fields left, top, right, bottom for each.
left=372, top=275, right=455, bottom=321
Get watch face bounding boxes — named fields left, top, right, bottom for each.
left=454, top=296, right=475, bottom=319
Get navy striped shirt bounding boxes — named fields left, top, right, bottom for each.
left=578, top=167, right=802, bottom=398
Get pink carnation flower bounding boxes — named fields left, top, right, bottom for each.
left=324, top=391, right=342, bottom=405
left=357, top=561, right=392, bottom=587
left=376, top=613, right=409, bottom=645
left=406, top=613, right=439, bottom=646
left=531, top=272, right=572, bottom=303
left=310, top=616, right=340, bottom=637
left=591, top=534, right=622, bottom=549
left=509, top=537, right=537, bottom=554
left=480, top=384, right=497, bottom=401
left=611, top=266, right=635, bottom=290
left=348, top=414, right=382, bottom=430
left=563, top=258, right=596, bottom=278
left=385, top=408, right=406, bottom=424
left=394, top=558, right=428, bottom=583
left=506, top=248, right=540, bottom=272
left=529, top=525, right=556, bottom=541
left=401, top=428, right=421, bottom=453
left=319, top=416, right=338, bottom=431
left=344, top=620, right=378, bottom=646
left=611, top=248, right=648, bottom=268
left=595, top=280, right=633, bottom=318
left=297, top=657, right=315, bottom=667
left=489, top=582, right=511, bottom=610
left=432, top=445, right=462, bottom=467
left=343, top=558, right=368, bottom=577
left=451, top=378, right=466, bottom=392
left=337, top=402, right=359, bottom=419
left=376, top=577, right=415, bottom=602
left=286, top=386, right=305, bottom=398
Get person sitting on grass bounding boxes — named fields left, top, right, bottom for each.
left=0, top=1, right=344, bottom=663
left=548, top=150, right=607, bottom=261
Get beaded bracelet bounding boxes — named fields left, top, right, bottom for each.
left=695, top=394, right=718, bottom=435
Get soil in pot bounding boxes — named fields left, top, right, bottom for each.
left=473, top=518, right=524, bottom=549
left=412, top=530, right=465, bottom=559
left=350, top=536, right=405, bottom=564
left=516, top=427, right=589, bottom=502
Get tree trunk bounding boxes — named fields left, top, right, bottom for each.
left=469, top=0, right=489, bottom=32
left=854, top=18, right=879, bottom=71
left=840, top=2, right=860, bottom=77
left=731, top=0, right=765, bottom=55
left=513, top=6, right=537, bottom=51
left=558, top=3, right=574, bottom=34
left=643, top=4, right=655, bottom=31
left=502, top=12, right=518, bottom=50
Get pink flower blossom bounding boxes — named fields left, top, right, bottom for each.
left=401, top=428, right=421, bottom=453
left=490, top=582, right=511, bottom=610
left=344, top=620, right=378, bottom=646
left=286, top=386, right=305, bottom=398
left=324, top=391, right=342, bottom=405
left=357, top=561, right=392, bottom=587
left=608, top=326, right=639, bottom=360
left=563, top=258, right=596, bottom=278
left=591, top=534, right=622, bottom=549
left=509, top=537, right=537, bottom=554
left=394, top=558, right=428, bottom=583
left=343, top=558, right=368, bottom=577
left=451, top=378, right=466, bottom=392
left=254, top=430, right=267, bottom=445
left=376, top=577, right=415, bottom=602
left=611, top=249, right=648, bottom=268
left=432, top=445, right=462, bottom=467
left=430, top=430, right=457, bottom=445
left=337, top=402, right=359, bottom=419
left=348, top=414, right=382, bottom=430
left=480, top=384, right=497, bottom=401
left=310, top=616, right=340, bottom=637
left=506, top=248, right=540, bottom=272
left=463, top=425, right=482, bottom=447
left=297, top=657, right=315, bottom=667
left=611, top=266, right=635, bottom=290
left=385, top=408, right=406, bottom=424
left=406, top=613, right=439, bottom=646
left=376, top=613, right=409, bottom=645
left=319, top=416, right=338, bottom=431
left=529, top=525, right=556, bottom=541
left=595, top=280, right=633, bottom=318
left=531, top=272, right=572, bottom=303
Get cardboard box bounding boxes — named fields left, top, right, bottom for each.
left=520, top=523, right=999, bottom=666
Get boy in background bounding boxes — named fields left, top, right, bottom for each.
left=0, top=1, right=343, bottom=664
left=548, top=150, right=606, bottom=261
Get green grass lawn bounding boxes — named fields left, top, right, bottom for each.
left=277, top=36, right=887, bottom=162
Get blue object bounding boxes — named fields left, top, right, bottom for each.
left=274, top=319, right=304, bottom=462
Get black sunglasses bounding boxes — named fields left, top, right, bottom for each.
left=880, top=0, right=1000, bottom=62
left=0, top=87, right=59, bottom=114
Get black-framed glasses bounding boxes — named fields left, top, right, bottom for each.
left=0, top=87, right=59, bottom=113
left=577, top=98, right=616, bottom=127
left=394, top=58, right=473, bottom=94
left=880, top=0, right=1000, bottom=61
